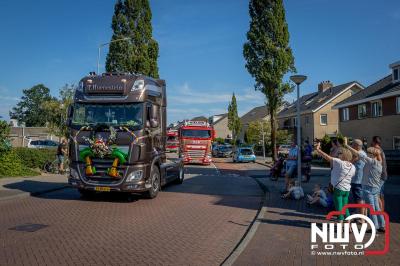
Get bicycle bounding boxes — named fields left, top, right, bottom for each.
left=43, top=156, right=70, bottom=174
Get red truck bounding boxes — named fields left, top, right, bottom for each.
left=178, top=121, right=214, bottom=165
left=166, top=129, right=179, bottom=152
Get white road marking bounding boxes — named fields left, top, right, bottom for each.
left=211, top=162, right=221, bottom=176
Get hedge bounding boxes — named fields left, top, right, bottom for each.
left=0, top=150, right=39, bottom=177
left=13, top=147, right=57, bottom=170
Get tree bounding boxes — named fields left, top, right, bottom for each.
left=243, top=0, right=295, bottom=161
left=9, top=84, right=56, bottom=127
left=42, top=84, right=75, bottom=137
left=0, top=120, right=11, bottom=154
left=227, top=93, right=242, bottom=145
left=245, top=120, right=270, bottom=145
left=106, top=0, right=159, bottom=78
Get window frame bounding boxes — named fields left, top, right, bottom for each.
left=371, top=100, right=382, bottom=117
left=357, top=104, right=367, bottom=119
left=320, top=114, right=328, bottom=126
left=393, top=68, right=399, bottom=82
left=396, top=97, right=400, bottom=114
left=342, top=108, right=349, bottom=121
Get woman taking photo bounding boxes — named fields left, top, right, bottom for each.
left=344, top=138, right=385, bottom=232
left=314, top=141, right=355, bottom=222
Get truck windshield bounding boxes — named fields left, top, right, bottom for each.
left=71, top=103, right=143, bottom=128
left=181, top=129, right=211, bottom=138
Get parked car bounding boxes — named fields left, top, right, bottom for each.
left=217, top=145, right=233, bottom=158
left=212, top=145, right=221, bottom=157
left=278, top=144, right=291, bottom=156
left=27, top=139, right=59, bottom=149
left=233, top=147, right=256, bottom=163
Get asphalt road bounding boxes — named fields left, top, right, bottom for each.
left=0, top=158, right=267, bottom=266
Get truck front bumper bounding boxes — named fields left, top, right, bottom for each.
left=68, top=163, right=152, bottom=193
left=68, top=178, right=150, bottom=193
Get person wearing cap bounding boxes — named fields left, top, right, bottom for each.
left=350, top=139, right=366, bottom=216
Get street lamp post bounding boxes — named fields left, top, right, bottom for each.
left=289, top=75, right=307, bottom=187
left=97, top=37, right=132, bottom=74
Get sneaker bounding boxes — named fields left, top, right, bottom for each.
left=377, top=228, right=386, bottom=233
left=365, top=229, right=373, bottom=234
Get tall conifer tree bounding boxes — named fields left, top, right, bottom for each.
left=243, top=0, right=295, bottom=161
left=106, top=0, right=159, bottom=78
left=228, top=93, right=242, bottom=145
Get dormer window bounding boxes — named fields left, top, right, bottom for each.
left=389, top=61, right=400, bottom=83
left=394, top=68, right=399, bottom=82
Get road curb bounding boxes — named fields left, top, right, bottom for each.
left=221, top=192, right=267, bottom=266
left=0, top=185, right=69, bottom=202
left=255, top=161, right=272, bottom=168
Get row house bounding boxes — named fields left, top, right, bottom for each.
left=277, top=81, right=364, bottom=142
left=334, top=61, right=400, bottom=150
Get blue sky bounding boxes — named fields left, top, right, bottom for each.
left=0, top=0, right=399, bottom=123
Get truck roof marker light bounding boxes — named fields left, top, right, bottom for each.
left=131, top=79, right=145, bottom=92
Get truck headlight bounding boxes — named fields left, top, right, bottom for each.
left=70, top=168, right=80, bottom=180
left=131, top=79, right=144, bottom=91
left=126, top=170, right=143, bottom=182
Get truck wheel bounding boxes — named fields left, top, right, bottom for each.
left=175, top=166, right=184, bottom=184
left=145, top=166, right=160, bottom=199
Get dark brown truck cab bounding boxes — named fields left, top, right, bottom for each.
left=66, top=73, right=184, bottom=199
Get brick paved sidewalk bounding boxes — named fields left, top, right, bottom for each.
left=0, top=174, right=68, bottom=200
left=233, top=168, right=400, bottom=266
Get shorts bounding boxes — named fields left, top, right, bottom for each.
left=351, top=183, right=363, bottom=202
left=286, top=164, right=297, bottom=178
left=57, top=155, right=64, bottom=164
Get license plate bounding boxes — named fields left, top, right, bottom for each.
left=95, top=186, right=110, bottom=192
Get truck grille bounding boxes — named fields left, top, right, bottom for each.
left=186, top=149, right=206, bottom=158
left=81, top=158, right=127, bottom=184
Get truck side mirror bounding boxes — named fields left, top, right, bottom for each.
left=65, top=118, right=72, bottom=127
left=150, top=105, right=159, bottom=128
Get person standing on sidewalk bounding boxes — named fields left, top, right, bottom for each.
left=350, top=139, right=366, bottom=215
left=57, top=138, right=68, bottom=174
left=345, top=138, right=386, bottom=232
left=314, top=142, right=355, bottom=222
left=371, top=136, right=387, bottom=212
left=284, top=140, right=298, bottom=191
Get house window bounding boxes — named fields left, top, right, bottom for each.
left=397, top=97, right=400, bottom=114
left=371, top=101, right=382, bottom=117
left=342, top=108, right=349, bottom=121
left=394, top=68, right=399, bottom=82
left=293, top=117, right=297, bottom=126
left=305, top=116, right=309, bottom=124
left=320, top=114, right=327, bottom=125
left=394, top=136, right=400, bottom=150
left=358, top=104, right=367, bottom=119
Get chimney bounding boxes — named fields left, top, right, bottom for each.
left=318, top=81, right=333, bottom=93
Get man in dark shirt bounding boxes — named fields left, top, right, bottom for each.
left=57, top=138, right=68, bottom=174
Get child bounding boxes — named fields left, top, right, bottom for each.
left=281, top=181, right=304, bottom=200
left=307, top=184, right=328, bottom=207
